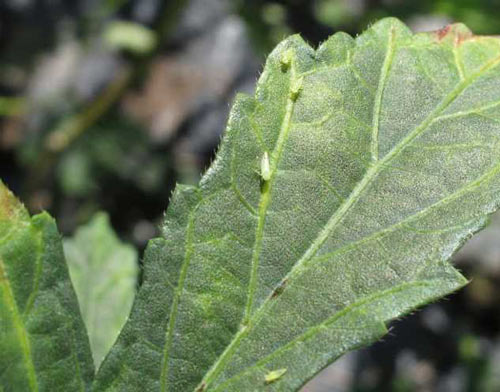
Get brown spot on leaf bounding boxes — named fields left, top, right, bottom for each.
left=0, top=182, right=26, bottom=222
left=435, top=24, right=474, bottom=45
left=455, top=32, right=471, bottom=46
left=195, top=383, right=206, bottom=392
left=271, top=279, right=288, bottom=299
left=0, top=258, right=6, bottom=282
left=436, top=25, right=451, bottom=41
left=0, top=185, right=15, bottom=219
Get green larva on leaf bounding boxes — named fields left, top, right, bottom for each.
left=290, top=76, right=303, bottom=101
left=265, top=368, right=287, bottom=384
left=261, top=151, right=271, bottom=181
left=280, top=48, right=293, bottom=70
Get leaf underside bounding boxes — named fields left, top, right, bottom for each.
left=93, top=18, right=500, bottom=391
left=4, top=17, right=500, bottom=392
left=0, top=182, right=94, bottom=391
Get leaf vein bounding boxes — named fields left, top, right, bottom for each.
left=160, top=203, right=199, bottom=392
left=313, top=156, right=500, bottom=264
left=242, top=58, right=300, bottom=325
left=371, top=22, right=397, bottom=161
left=0, top=257, right=38, bottom=391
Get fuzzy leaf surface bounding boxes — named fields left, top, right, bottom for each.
left=95, top=18, right=500, bottom=392
left=0, top=182, right=94, bottom=391
left=64, top=212, right=138, bottom=369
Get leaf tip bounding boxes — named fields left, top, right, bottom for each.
left=368, top=17, right=412, bottom=38
left=0, top=181, right=27, bottom=222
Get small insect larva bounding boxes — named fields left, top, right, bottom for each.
left=290, top=76, right=304, bottom=101
left=280, top=49, right=294, bottom=70
left=261, top=151, right=271, bottom=181
left=265, top=368, right=287, bottom=384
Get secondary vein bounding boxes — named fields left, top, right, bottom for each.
left=160, top=204, right=198, bottom=392
left=22, top=228, right=43, bottom=317
left=0, top=257, right=38, bottom=392
left=371, top=23, right=397, bottom=162
left=212, top=281, right=434, bottom=390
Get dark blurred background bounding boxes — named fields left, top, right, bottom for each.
left=1, top=1, right=500, bottom=391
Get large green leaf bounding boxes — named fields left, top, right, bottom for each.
left=0, top=181, right=94, bottom=391
left=93, top=18, right=500, bottom=391
left=64, top=213, right=138, bottom=369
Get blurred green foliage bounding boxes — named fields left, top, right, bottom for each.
left=56, top=119, right=168, bottom=197
left=238, top=0, right=500, bottom=54
left=103, top=21, right=157, bottom=55
left=64, top=212, right=138, bottom=368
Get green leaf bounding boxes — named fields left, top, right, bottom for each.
left=95, top=18, right=500, bottom=391
left=64, top=213, right=138, bottom=369
left=0, top=181, right=94, bottom=391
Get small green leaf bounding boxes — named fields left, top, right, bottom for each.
left=91, top=18, right=500, bottom=391
left=0, top=181, right=93, bottom=391
left=64, top=213, right=138, bottom=369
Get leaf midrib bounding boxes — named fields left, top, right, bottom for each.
left=243, top=61, right=299, bottom=325
left=195, top=42, right=500, bottom=391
